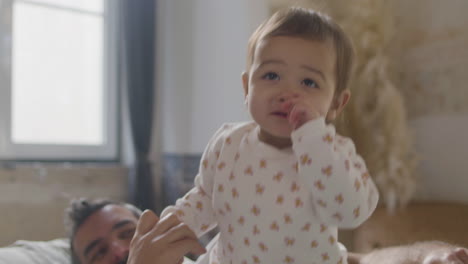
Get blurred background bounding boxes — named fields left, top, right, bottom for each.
left=0, top=0, right=467, bottom=251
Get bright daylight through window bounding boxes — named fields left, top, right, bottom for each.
left=0, top=0, right=117, bottom=160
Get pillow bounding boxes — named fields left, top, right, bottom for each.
left=0, top=238, right=70, bottom=264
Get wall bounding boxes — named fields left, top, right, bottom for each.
left=156, top=0, right=267, bottom=155
left=393, top=0, right=468, bottom=203
left=0, top=164, right=127, bottom=246
left=154, top=0, right=268, bottom=205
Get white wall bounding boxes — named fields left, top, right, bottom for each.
left=156, top=0, right=268, bottom=154
left=410, top=116, right=468, bottom=202
left=393, top=0, right=468, bottom=203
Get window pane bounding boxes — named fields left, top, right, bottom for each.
left=19, top=0, right=103, bottom=13
left=11, top=2, right=104, bottom=145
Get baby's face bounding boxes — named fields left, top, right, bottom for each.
left=243, top=36, right=337, bottom=146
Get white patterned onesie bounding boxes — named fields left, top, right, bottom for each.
left=161, top=118, right=379, bottom=264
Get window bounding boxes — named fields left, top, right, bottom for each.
left=0, top=0, right=118, bottom=160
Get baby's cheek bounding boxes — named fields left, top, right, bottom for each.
left=318, top=103, right=333, bottom=117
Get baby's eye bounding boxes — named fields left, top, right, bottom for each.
left=262, top=72, right=280, bottom=81
left=302, top=78, right=318, bottom=88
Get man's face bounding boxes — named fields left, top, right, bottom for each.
left=73, top=205, right=138, bottom=264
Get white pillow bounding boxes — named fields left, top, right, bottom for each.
left=0, top=238, right=70, bottom=264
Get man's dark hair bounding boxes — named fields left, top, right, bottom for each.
left=65, top=198, right=142, bottom=264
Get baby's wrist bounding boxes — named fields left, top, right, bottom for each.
left=291, top=117, right=326, bottom=140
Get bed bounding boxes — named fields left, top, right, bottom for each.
left=2, top=202, right=467, bottom=264
left=0, top=239, right=70, bottom=264
left=353, top=201, right=468, bottom=253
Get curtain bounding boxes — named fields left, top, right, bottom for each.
left=120, top=0, right=156, bottom=210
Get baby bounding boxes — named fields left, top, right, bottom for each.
left=162, top=7, right=379, bottom=264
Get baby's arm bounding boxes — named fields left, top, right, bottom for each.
left=161, top=126, right=228, bottom=237
left=291, top=117, right=379, bottom=228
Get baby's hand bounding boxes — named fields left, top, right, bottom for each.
left=281, top=99, right=321, bottom=130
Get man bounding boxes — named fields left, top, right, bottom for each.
left=66, top=198, right=205, bottom=264
left=67, top=198, right=468, bottom=264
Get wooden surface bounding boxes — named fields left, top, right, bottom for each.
left=353, top=202, right=468, bottom=252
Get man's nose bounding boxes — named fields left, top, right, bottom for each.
left=110, top=241, right=129, bottom=263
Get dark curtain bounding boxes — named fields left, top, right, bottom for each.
left=121, top=0, right=156, bottom=210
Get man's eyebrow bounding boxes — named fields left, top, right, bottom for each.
left=84, top=239, right=102, bottom=258
left=83, top=220, right=135, bottom=258
left=301, top=65, right=326, bottom=82
left=111, top=220, right=134, bottom=231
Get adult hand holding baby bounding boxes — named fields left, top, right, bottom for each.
left=128, top=211, right=206, bottom=264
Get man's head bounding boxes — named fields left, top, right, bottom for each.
left=66, top=198, right=142, bottom=264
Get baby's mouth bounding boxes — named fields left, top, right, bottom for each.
left=271, top=111, right=288, bottom=118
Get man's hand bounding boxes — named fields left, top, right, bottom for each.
left=128, top=211, right=206, bottom=264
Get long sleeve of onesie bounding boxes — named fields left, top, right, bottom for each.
left=161, top=124, right=230, bottom=236
left=291, top=117, right=379, bottom=228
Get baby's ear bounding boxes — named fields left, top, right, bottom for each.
left=327, top=89, right=350, bottom=121
left=241, top=72, right=249, bottom=98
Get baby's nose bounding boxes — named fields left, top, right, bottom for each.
left=277, top=92, right=299, bottom=103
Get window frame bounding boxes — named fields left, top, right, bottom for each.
left=0, top=0, right=119, bottom=161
